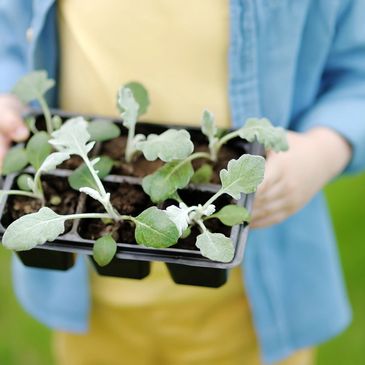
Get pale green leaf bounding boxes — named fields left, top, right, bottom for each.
left=16, top=174, right=33, bottom=192
left=142, top=160, right=194, bottom=203
left=196, top=231, right=234, bottom=263
left=2, top=146, right=28, bottom=175
left=238, top=118, right=288, bottom=152
left=38, top=152, right=70, bottom=173
left=12, top=71, right=55, bottom=104
left=190, top=164, right=213, bottom=184
left=93, top=235, right=117, bottom=267
left=136, top=129, right=194, bottom=162
left=220, top=154, right=265, bottom=199
left=122, top=82, right=150, bottom=116
left=49, top=117, right=94, bottom=156
left=208, top=204, right=251, bottom=226
left=88, top=119, right=121, bottom=142
left=164, top=203, right=191, bottom=236
left=117, top=87, right=139, bottom=129
left=134, top=207, right=179, bottom=248
left=68, top=156, right=114, bottom=190
left=2, top=207, right=66, bottom=251
left=26, top=131, right=52, bottom=170
left=201, top=110, right=217, bottom=141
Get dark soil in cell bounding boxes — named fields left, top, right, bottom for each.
left=192, top=144, right=242, bottom=184
left=58, top=155, right=84, bottom=170
left=79, top=183, right=233, bottom=252
left=78, top=182, right=152, bottom=243
left=100, top=136, right=164, bottom=177
left=2, top=176, right=78, bottom=232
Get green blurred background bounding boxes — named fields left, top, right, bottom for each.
left=1, top=173, right=364, bottom=365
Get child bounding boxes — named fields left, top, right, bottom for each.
left=1, top=1, right=364, bottom=364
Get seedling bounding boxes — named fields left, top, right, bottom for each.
left=165, top=154, right=265, bottom=262
left=141, top=112, right=288, bottom=203
left=2, top=118, right=180, bottom=266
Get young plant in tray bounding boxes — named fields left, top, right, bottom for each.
left=164, top=154, right=265, bottom=262
left=2, top=118, right=180, bottom=267
left=140, top=110, right=288, bottom=203
left=3, top=70, right=121, bottom=177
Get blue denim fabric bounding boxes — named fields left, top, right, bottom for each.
left=1, top=0, right=365, bottom=363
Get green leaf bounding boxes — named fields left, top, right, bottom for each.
left=123, top=82, right=150, bottom=116
left=26, top=131, right=52, bottom=170
left=88, top=119, right=121, bottom=142
left=93, top=235, right=117, bottom=267
left=117, top=87, right=139, bottom=129
left=190, top=164, right=213, bottom=184
left=201, top=110, right=217, bottom=141
left=2, top=146, right=28, bottom=175
left=49, top=117, right=94, bottom=156
left=196, top=231, right=234, bottom=263
left=220, top=154, right=265, bottom=199
left=2, top=207, right=66, bottom=251
left=142, top=160, right=194, bottom=203
left=134, top=207, right=179, bottom=248
left=238, top=118, right=288, bottom=152
left=181, top=227, right=192, bottom=239
left=208, top=205, right=251, bottom=226
left=68, top=156, right=114, bottom=190
left=16, top=174, right=33, bottom=192
left=12, top=71, right=55, bottom=104
left=136, top=129, right=194, bottom=162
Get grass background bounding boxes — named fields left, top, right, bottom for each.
left=0, top=172, right=364, bottom=365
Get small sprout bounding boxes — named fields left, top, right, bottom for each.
left=50, top=195, right=62, bottom=206
left=16, top=174, right=33, bottom=192
left=12, top=71, right=55, bottom=134
left=52, top=115, right=63, bottom=130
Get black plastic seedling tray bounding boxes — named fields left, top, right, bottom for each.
left=0, top=110, right=263, bottom=288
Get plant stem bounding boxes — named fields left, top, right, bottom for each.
left=212, top=130, right=241, bottom=159
left=38, top=95, right=53, bottom=135
left=65, top=213, right=116, bottom=221
left=186, top=151, right=212, bottom=163
left=197, top=220, right=207, bottom=233
left=201, top=188, right=224, bottom=212
left=125, top=124, right=136, bottom=163
left=0, top=190, right=42, bottom=200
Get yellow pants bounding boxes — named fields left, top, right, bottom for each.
left=54, top=263, right=314, bottom=365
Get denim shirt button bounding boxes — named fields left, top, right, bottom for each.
left=26, top=27, right=34, bottom=42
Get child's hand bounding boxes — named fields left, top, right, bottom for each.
left=0, top=94, right=29, bottom=168
left=251, top=128, right=352, bottom=228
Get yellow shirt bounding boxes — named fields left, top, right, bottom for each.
left=58, top=0, right=231, bottom=127
left=58, top=0, right=240, bottom=306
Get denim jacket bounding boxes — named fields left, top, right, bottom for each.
left=1, top=0, right=365, bottom=363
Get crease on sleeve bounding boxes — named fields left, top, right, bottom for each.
left=294, top=0, right=365, bottom=175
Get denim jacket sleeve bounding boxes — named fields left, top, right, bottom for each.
left=295, top=0, right=365, bottom=174
left=0, top=1, right=32, bottom=93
